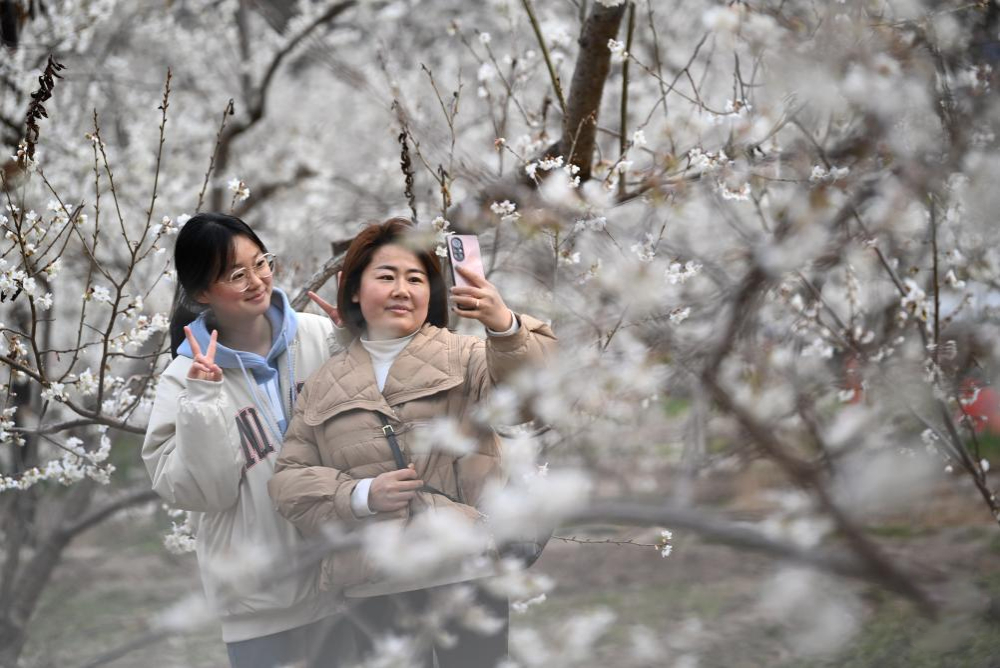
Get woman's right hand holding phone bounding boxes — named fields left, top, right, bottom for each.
left=450, top=265, right=513, bottom=332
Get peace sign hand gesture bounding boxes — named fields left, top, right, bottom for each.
left=184, top=326, right=223, bottom=382
left=307, top=289, right=344, bottom=328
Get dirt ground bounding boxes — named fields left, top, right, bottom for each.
left=19, top=474, right=1000, bottom=668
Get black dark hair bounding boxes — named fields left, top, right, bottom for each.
left=337, top=217, right=449, bottom=337
left=168, top=213, right=267, bottom=356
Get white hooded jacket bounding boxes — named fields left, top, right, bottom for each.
left=142, top=289, right=343, bottom=642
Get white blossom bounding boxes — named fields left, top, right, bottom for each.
left=665, top=260, right=702, bottom=285
left=607, top=38, right=628, bottom=63
left=631, top=234, right=657, bottom=263
left=86, top=285, right=113, bottom=303
left=809, top=165, right=850, bottom=183
left=669, top=307, right=691, bottom=324
left=490, top=200, right=520, bottom=223
left=227, top=178, right=251, bottom=202
left=76, top=368, right=99, bottom=396
left=719, top=181, right=752, bottom=201
left=409, top=416, right=475, bottom=457
left=40, top=382, right=67, bottom=402
left=558, top=249, right=581, bottom=266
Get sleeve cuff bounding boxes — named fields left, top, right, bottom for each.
left=182, top=376, right=225, bottom=402
left=486, top=310, right=519, bottom=337
left=350, top=477, right=376, bottom=518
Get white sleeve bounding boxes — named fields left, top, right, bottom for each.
left=351, top=477, right=377, bottom=518
left=142, top=369, right=245, bottom=512
left=328, top=321, right=353, bottom=355
left=486, top=310, right=519, bottom=337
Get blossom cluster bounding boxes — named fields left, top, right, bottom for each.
left=0, top=429, right=114, bottom=492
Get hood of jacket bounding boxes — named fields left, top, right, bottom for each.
left=177, top=287, right=298, bottom=378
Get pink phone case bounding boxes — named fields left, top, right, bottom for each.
left=447, top=234, right=485, bottom=288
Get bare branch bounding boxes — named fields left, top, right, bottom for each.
left=520, top=0, right=568, bottom=116
left=195, top=99, right=235, bottom=214
left=571, top=500, right=939, bottom=612
left=58, top=489, right=159, bottom=540
left=290, top=248, right=348, bottom=311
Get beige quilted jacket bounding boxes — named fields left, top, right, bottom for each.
left=267, top=313, right=556, bottom=594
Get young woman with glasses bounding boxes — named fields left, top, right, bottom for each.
left=142, top=213, right=354, bottom=668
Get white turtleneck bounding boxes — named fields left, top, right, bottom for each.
left=360, top=332, right=419, bottom=393
left=349, top=312, right=519, bottom=518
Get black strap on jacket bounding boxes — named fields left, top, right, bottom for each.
left=375, top=412, right=460, bottom=504
left=376, top=412, right=408, bottom=470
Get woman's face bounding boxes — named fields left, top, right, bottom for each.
left=353, top=243, right=430, bottom=340
left=195, top=234, right=273, bottom=325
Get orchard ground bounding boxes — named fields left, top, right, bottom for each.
left=22, top=464, right=1000, bottom=668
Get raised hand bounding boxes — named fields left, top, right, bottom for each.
left=450, top=265, right=513, bottom=332
left=184, top=326, right=223, bottom=382
left=368, top=464, right=423, bottom=512
left=308, top=287, right=343, bottom=329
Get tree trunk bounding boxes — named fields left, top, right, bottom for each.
left=559, top=2, right=628, bottom=181
left=0, top=483, right=157, bottom=667
left=0, top=483, right=90, bottom=668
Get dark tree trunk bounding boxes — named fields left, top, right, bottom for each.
left=559, top=3, right=628, bottom=181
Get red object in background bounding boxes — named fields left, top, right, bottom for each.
left=842, top=355, right=864, bottom=404
left=959, top=380, right=1000, bottom=435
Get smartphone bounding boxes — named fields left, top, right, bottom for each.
left=446, top=234, right=485, bottom=290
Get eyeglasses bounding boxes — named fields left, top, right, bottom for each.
left=224, top=253, right=276, bottom=292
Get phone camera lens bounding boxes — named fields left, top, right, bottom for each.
left=451, top=237, right=465, bottom=261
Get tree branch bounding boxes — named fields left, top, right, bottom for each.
left=211, top=1, right=356, bottom=209
left=58, top=489, right=160, bottom=541
left=573, top=499, right=938, bottom=613
left=290, top=247, right=349, bottom=311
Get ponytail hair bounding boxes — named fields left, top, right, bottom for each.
left=169, top=213, right=267, bottom=356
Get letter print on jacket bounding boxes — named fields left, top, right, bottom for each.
left=235, top=407, right=276, bottom=469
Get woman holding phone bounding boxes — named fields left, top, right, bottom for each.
left=142, top=213, right=353, bottom=668
left=267, top=217, right=556, bottom=666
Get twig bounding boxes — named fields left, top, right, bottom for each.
left=571, top=500, right=937, bottom=607
left=520, top=0, right=567, bottom=116
left=552, top=534, right=658, bottom=549
left=196, top=99, right=235, bottom=213
left=137, top=70, right=171, bottom=251
left=617, top=2, right=636, bottom=200
left=58, top=489, right=160, bottom=540
left=91, top=112, right=128, bottom=246
left=930, top=194, right=940, bottom=359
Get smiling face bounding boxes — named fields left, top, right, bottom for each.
left=195, top=234, right=273, bottom=326
left=353, top=243, right=430, bottom=340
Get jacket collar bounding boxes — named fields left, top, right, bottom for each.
left=303, top=322, right=464, bottom=425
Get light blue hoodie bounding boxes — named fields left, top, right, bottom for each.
left=177, top=287, right=299, bottom=442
